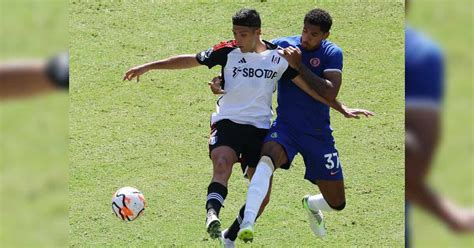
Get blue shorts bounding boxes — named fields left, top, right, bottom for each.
left=264, top=120, right=343, bottom=183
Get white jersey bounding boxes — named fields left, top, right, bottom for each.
left=196, top=40, right=298, bottom=129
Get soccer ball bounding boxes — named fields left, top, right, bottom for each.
left=111, top=186, right=146, bottom=221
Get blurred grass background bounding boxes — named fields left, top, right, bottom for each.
left=1, top=0, right=68, bottom=247
left=407, top=0, right=473, bottom=247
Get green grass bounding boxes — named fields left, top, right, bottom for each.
left=70, top=0, right=404, bottom=247
left=1, top=92, right=69, bottom=247
left=0, top=0, right=68, bottom=58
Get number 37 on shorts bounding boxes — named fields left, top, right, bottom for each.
left=324, top=152, right=340, bottom=170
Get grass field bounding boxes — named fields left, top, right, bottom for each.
left=69, top=0, right=404, bottom=247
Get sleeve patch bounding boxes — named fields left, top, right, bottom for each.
left=212, top=40, right=237, bottom=51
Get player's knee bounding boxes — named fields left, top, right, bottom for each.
left=212, top=157, right=232, bottom=178
left=328, top=201, right=346, bottom=211
left=261, top=141, right=287, bottom=166
left=324, top=194, right=346, bottom=211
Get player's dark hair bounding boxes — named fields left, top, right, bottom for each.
left=232, top=8, right=261, bottom=28
left=304, top=8, right=332, bottom=33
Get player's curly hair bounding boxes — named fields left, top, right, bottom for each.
left=304, top=8, right=332, bottom=33
left=232, top=8, right=261, bottom=28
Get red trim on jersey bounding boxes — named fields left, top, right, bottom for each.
left=212, top=40, right=237, bottom=51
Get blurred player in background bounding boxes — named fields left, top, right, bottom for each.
left=405, top=1, right=474, bottom=247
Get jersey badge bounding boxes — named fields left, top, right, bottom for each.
left=310, top=57, right=320, bottom=67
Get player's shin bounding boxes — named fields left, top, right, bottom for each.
left=205, top=181, right=227, bottom=239
left=225, top=205, right=246, bottom=241
left=206, top=181, right=228, bottom=216
left=241, top=156, right=274, bottom=226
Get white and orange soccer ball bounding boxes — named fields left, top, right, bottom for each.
left=111, top=186, right=146, bottom=221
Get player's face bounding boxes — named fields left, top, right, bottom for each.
left=301, top=23, right=329, bottom=50
left=232, top=25, right=260, bottom=53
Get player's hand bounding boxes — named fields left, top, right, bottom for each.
left=208, top=75, right=225, bottom=94
left=343, top=108, right=374, bottom=119
left=123, top=65, right=148, bottom=82
left=279, top=46, right=303, bottom=70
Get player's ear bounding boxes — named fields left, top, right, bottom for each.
left=254, top=27, right=262, bottom=36
left=323, top=31, right=330, bottom=39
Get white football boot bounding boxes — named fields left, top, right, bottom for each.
left=220, top=229, right=235, bottom=248
left=302, top=195, right=326, bottom=237
left=206, top=210, right=221, bottom=239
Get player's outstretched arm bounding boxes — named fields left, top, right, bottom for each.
left=291, top=76, right=373, bottom=119
left=123, top=54, right=201, bottom=82
left=329, top=99, right=374, bottom=119
left=406, top=107, right=474, bottom=232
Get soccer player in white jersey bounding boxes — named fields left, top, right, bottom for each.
left=123, top=8, right=367, bottom=241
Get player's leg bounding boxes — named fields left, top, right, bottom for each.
left=223, top=125, right=273, bottom=244
left=300, top=134, right=345, bottom=237
left=244, top=124, right=275, bottom=219
left=239, top=122, right=297, bottom=242
left=206, top=120, right=240, bottom=239
left=241, top=140, right=293, bottom=225
left=301, top=179, right=345, bottom=238
left=206, top=146, right=237, bottom=239
left=312, top=180, right=346, bottom=210
left=222, top=166, right=273, bottom=243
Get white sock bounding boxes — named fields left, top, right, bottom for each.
left=241, top=156, right=274, bottom=226
left=308, top=194, right=334, bottom=212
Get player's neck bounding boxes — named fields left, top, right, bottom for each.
left=302, top=39, right=324, bottom=51
left=254, top=39, right=267, bottom=53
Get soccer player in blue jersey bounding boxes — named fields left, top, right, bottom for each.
left=405, top=23, right=474, bottom=247
left=230, top=8, right=374, bottom=243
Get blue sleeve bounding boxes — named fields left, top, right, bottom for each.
left=405, top=27, right=445, bottom=106
left=271, top=38, right=291, bottom=49
left=414, top=48, right=445, bottom=102
left=324, top=47, right=343, bottom=72
left=270, top=38, right=281, bottom=45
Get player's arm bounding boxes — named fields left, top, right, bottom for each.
left=123, top=54, right=200, bottom=82
left=124, top=41, right=235, bottom=82
left=405, top=107, right=449, bottom=224
left=291, top=76, right=373, bottom=118
left=291, top=75, right=329, bottom=104
left=0, top=52, right=70, bottom=100
left=407, top=106, right=474, bottom=231
left=280, top=47, right=339, bottom=101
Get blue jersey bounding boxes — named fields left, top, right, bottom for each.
left=272, top=36, right=343, bottom=135
left=405, top=26, right=444, bottom=109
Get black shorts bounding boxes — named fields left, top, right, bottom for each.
left=209, top=119, right=268, bottom=174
